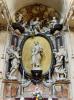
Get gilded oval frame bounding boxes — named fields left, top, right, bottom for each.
left=19, top=34, right=54, bottom=77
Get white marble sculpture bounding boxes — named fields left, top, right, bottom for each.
left=33, top=86, right=42, bottom=97
left=54, top=47, right=67, bottom=80
left=9, top=56, right=20, bottom=78
left=7, top=47, right=20, bottom=58
left=55, top=67, right=67, bottom=80
left=33, top=17, right=40, bottom=29
left=31, top=42, right=43, bottom=68
left=7, top=47, right=20, bottom=79
left=51, top=17, right=57, bottom=28
left=54, top=52, right=63, bottom=67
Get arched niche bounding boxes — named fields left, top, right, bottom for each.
left=14, top=4, right=60, bottom=22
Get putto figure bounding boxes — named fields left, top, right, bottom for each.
left=31, top=42, right=43, bottom=68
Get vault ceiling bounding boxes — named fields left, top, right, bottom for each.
left=5, top=0, right=64, bottom=16
left=0, top=0, right=73, bottom=29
